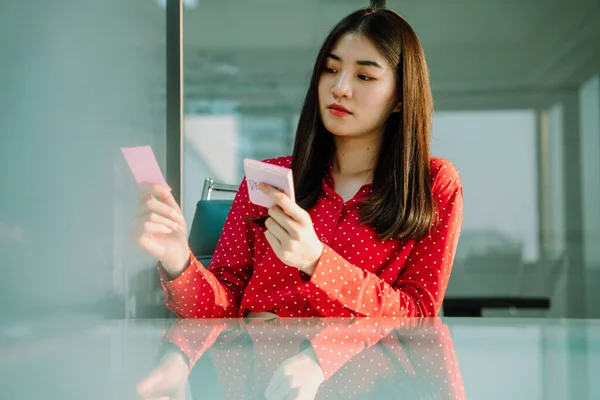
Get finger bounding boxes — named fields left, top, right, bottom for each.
left=140, top=197, right=185, bottom=225
left=156, top=189, right=182, bottom=214
left=265, top=229, right=282, bottom=253
left=268, top=206, right=301, bottom=238
left=148, top=183, right=182, bottom=213
left=264, top=217, right=289, bottom=242
left=131, top=218, right=174, bottom=249
left=137, top=234, right=167, bottom=256
left=139, top=183, right=182, bottom=214
left=136, top=370, right=164, bottom=397
left=137, top=182, right=162, bottom=201
left=132, top=203, right=178, bottom=226
left=141, top=221, right=174, bottom=235
left=259, top=183, right=305, bottom=223
left=137, top=182, right=153, bottom=197
left=146, top=212, right=184, bottom=233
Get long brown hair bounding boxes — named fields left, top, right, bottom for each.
left=251, top=6, right=435, bottom=242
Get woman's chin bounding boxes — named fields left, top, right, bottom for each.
left=323, top=121, right=354, bottom=137
left=326, top=128, right=348, bottom=137
left=327, top=127, right=361, bottom=138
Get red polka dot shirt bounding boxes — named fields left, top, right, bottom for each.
left=158, top=155, right=463, bottom=318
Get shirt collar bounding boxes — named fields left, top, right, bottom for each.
left=321, top=157, right=373, bottom=205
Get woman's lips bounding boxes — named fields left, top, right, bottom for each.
left=328, top=104, right=352, bottom=117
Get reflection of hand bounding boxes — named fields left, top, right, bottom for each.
left=137, top=349, right=189, bottom=400
left=264, top=348, right=325, bottom=400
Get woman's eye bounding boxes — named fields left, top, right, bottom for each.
left=358, top=74, right=374, bottom=81
left=323, top=67, right=337, bottom=73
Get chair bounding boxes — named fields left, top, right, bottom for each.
left=187, top=178, right=238, bottom=266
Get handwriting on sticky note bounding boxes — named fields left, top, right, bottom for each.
left=247, top=179, right=284, bottom=194
left=121, top=145, right=170, bottom=190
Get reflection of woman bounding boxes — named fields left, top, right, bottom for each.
left=132, top=4, right=463, bottom=318
left=137, top=318, right=466, bottom=400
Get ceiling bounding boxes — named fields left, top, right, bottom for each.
left=169, top=0, right=600, bottom=112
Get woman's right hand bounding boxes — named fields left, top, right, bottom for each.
left=132, top=183, right=190, bottom=278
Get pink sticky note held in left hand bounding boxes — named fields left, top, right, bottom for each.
left=121, top=145, right=171, bottom=190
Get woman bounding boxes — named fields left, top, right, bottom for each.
left=132, top=6, right=463, bottom=319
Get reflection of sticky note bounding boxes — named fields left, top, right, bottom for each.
left=121, top=145, right=170, bottom=190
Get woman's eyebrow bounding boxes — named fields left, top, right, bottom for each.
left=357, top=60, right=382, bottom=68
left=326, top=53, right=382, bottom=68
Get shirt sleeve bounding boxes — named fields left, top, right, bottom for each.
left=158, top=177, right=258, bottom=318
left=158, top=319, right=232, bottom=370
left=308, top=318, right=422, bottom=379
left=299, top=160, right=463, bottom=318
left=314, top=319, right=465, bottom=399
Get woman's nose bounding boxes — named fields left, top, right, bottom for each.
left=331, top=74, right=352, bottom=99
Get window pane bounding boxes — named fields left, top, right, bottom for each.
left=432, top=110, right=539, bottom=264
left=0, top=0, right=166, bottom=320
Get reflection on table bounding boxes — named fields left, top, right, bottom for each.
left=142, top=317, right=465, bottom=400
left=1, top=317, right=598, bottom=400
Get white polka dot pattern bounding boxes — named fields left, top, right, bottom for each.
left=158, top=156, right=463, bottom=319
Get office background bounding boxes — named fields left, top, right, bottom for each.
left=0, top=0, right=599, bottom=322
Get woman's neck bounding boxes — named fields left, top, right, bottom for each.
left=332, top=135, right=381, bottom=178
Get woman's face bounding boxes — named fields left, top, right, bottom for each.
left=318, top=32, right=399, bottom=139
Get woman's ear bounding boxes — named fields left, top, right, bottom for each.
left=392, top=102, right=402, bottom=113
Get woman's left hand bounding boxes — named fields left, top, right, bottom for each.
left=259, top=183, right=324, bottom=276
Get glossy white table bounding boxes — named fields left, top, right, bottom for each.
left=1, top=317, right=598, bottom=399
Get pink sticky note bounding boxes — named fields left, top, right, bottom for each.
left=121, top=145, right=171, bottom=190
left=243, top=158, right=295, bottom=208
